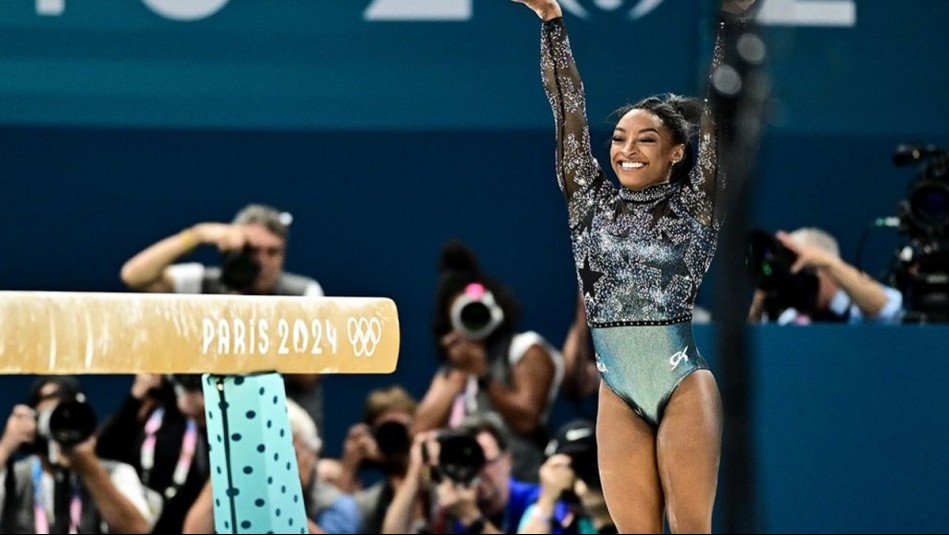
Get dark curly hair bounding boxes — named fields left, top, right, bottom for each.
left=431, top=240, right=520, bottom=361
left=612, top=93, right=703, bottom=185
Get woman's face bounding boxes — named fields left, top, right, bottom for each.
left=610, top=109, right=685, bottom=191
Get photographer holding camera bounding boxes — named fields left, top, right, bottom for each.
left=0, top=377, right=155, bottom=533
left=95, top=374, right=210, bottom=534
left=747, top=228, right=903, bottom=324
left=414, top=241, right=564, bottom=483
left=383, top=415, right=547, bottom=534
left=120, top=204, right=327, bottom=428
left=326, top=386, right=418, bottom=533
left=518, top=420, right=615, bottom=535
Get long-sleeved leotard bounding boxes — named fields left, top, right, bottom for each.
left=541, top=17, right=726, bottom=426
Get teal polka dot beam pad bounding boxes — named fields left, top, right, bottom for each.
left=202, top=373, right=307, bottom=534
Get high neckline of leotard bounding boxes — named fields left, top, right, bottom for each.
left=619, top=181, right=675, bottom=203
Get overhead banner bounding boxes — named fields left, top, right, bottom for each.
left=0, top=1, right=944, bottom=134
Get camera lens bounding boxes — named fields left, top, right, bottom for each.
left=373, top=421, right=411, bottom=459
left=436, top=432, right=486, bottom=485
left=38, top=399, right=97, bottom=448
left=745, top=230, right=793, bottom=289
left=459, top=302, right=492, bottom=331
left=450, top=284, right=504, bottom=341
left=220, top=245, right=261, bottom=291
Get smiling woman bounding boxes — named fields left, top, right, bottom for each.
left=608, top=100, right=697, bottom=191
left=509, top=0, right=757, bottom=533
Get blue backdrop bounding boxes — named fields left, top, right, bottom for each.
left=2, top=1, right=948, bottom=532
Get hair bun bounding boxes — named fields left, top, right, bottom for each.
left=439, top=239, right=479, bottom=274
left=665, top=94, right=703, bottom=126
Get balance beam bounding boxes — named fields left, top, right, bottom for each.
left=0, top=291, right=399, bottom=374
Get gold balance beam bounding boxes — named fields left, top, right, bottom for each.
left=0, top=291, right=399, bottom=374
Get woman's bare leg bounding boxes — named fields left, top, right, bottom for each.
left=656, top=370, right=723, bottom=534
left=596, top=382, right=664, bottom=533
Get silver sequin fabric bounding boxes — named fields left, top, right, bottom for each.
left=540, top=18, right=725, bottom=327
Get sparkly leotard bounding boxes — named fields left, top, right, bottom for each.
left=541, top=17, right=725, bottom=427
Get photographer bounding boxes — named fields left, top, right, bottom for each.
left=383, top=415, right=542, bottom=534
left=120, top=204, right=327, bottom=429
left=95, top=374, right=209, bottom=534
left=414, top=241, right=564, bottom=483
left=518, top=420, right=614, bottom=535
left=748, top=228, right=903, bottom=324
left=0, top=377, right=154, bottom=533
left=329, top=386, right=417, bottom=533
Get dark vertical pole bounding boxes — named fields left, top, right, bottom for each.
left=710, top=1, right=769, bottom=533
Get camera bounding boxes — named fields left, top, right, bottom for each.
left=36, top=393, right=97, bottom=449
left=745, top=229, right=820, bottom=317
left=894, top=144, right=949, bottom=237
left=545, top=420, right=601, bottom=493
left=424, top=429, right=486, bottom=485
left=450, top=283, right=504, bottom=341
left=890, top=144, right=949, bottom=323
left=220, top=244, right=261, bottom=291
left=373, top=420, right=412, bottom=460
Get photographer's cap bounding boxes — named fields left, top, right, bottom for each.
left=545, top=419, right=596, bottom=457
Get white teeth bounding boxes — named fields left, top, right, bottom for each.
left=620, top=162, right=645, bottom=170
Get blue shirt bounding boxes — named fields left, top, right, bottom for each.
left=315, top=493, right=361, bottom=534
left=502, top=478, right=541, bottom=532
left=774, top=286, right=904, bottom=325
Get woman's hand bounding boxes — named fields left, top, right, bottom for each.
left=510, top=0, right=563, bottom=21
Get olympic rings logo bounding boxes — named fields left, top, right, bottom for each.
left=347, top=316, right=382, bottom=357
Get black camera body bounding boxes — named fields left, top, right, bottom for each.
left=35, top=394, right=97, bottom=450
left=891, top=144, right=949, bottom=323
left=424, top=429, right=486, bottom=486
left=894, top=144, right=949, bottom=238
left=220, top=245, right=261, bottom=292
left=745, top=230, right=820, bottom=318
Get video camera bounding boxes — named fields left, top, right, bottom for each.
left=745, top=229, right=820, bottom=318
left=894, top=144, right=949, bottom=238
left=450, top=283, right=504, bottom=341
left=890, top=144, right=949, bottom=323
left=423, top=429, right=486, bottom=486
